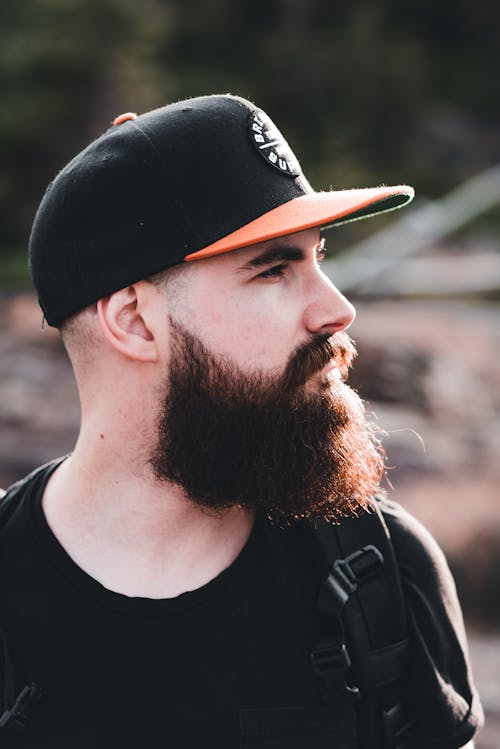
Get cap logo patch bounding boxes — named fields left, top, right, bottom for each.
left=249, top=110, right=301, bottom=177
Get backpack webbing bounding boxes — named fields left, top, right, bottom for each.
left=311, top=501, right=414, bottom=749
left=0, top=472, right=45, bottom=731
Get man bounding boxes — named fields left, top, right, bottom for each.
left=0, top=95, right=482, bottom=747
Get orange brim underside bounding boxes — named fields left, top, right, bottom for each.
left=185, top=185, right=414, bottom=262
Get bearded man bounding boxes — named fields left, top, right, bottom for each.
left=0, top=95, right=482, bottom=748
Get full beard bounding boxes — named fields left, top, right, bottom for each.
left=150, top=319, right=385, bottom=525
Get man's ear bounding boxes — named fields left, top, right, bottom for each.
left=97, top=282, right=159, bottom=362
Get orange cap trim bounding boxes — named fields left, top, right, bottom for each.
left=112, top=112, right=138, bottom=126
left=184, top=186, right=414, bottom=262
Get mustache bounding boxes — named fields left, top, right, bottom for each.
left=281, top=332, right=357, bottom=390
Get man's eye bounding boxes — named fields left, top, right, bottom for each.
left=258, top=264, right=287, bottom=279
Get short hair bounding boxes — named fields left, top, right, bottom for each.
left=59, top=262, right=190, bottom=360
left=147, top=262, right=191, bottom=298
left=58, top=306, right=95, bottom=365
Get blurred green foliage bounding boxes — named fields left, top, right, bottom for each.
left=1, top=0, right=499, bottom=287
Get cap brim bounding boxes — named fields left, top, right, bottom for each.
left=185, top=185, right=414, bottom=262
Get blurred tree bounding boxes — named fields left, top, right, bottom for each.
left=1, top=0, right=499, bottom=281
left=0, top=0, right=169, bottom=261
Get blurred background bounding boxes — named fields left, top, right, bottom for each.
left=1, top=1, right=499, bottom=745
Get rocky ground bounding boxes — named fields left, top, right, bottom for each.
left=1, top=291, right=499, bottom=747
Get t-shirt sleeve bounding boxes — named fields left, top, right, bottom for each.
left=379, top=498, right=484, bottom=749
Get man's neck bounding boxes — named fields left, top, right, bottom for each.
left=41, top=448, right=255, bottom=599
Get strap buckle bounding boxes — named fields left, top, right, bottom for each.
left=310, top=644, right=360, bottom=701
left=311, top=642, right=351, bottom=674
left=328, top=545, right=384, bottom=607
left=0, top=683, right=41, bottom=731
left=343, top=544, right=384, bottom=581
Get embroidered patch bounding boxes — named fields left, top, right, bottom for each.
left=248, top=110, right=301, bottom=177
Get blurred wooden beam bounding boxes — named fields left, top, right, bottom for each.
left=324, top=164, right=500, bottom=295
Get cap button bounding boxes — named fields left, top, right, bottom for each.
left=112, top=112, right=138, bottom=126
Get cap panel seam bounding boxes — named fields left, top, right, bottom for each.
left=129, top=121, right=204, bottom=252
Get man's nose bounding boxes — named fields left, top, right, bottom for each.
left=303, top=271, right=356, bottom=336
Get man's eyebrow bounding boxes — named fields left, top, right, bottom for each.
left=236, top=240, right=324, bottom=273
left=237, top=246, right=304, bottom=272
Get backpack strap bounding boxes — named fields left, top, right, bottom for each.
left=0, top=469, right=50, bottom=731
left=311, top=500, right=414, bottom=749
left=0, top=457, right=66, bottom=526
left=311, top=535, right=384, bottom=703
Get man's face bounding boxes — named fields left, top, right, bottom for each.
left=150, top=228, right=384, bottom=523
left=164, top=228, right=356, bottom=383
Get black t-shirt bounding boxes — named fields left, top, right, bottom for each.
left=0, top=460, right=483, bottom=748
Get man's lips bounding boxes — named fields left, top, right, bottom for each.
left=283, top=332, right=355, bottom=391
left=306, top=359, right=342, bottom=389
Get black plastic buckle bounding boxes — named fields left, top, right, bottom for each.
left=311, top=642, right=351, bottom=674
left=311, top=644, right=360, bottom=701
left=337, top=544, right=384, bottom=583
left=347, top=544, right=384, bottom=579
left=0, top=683, right=41, bottom=731
left=326, top=545, right=384, bottom=608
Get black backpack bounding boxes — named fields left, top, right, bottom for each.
left=310, top=503, right=413, bottom=749
left=0, top=470, right=413, bottom=747
left=0, top=474, right=44, bottom=731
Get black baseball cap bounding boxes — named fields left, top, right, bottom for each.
left=29, top=94, right=414, bottom=327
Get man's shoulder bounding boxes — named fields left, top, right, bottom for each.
left=375, top=496, right=450, bottom=584
left=0, top=457, right=66, bottom=524
left=376, top=497, right=484, bottom=746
